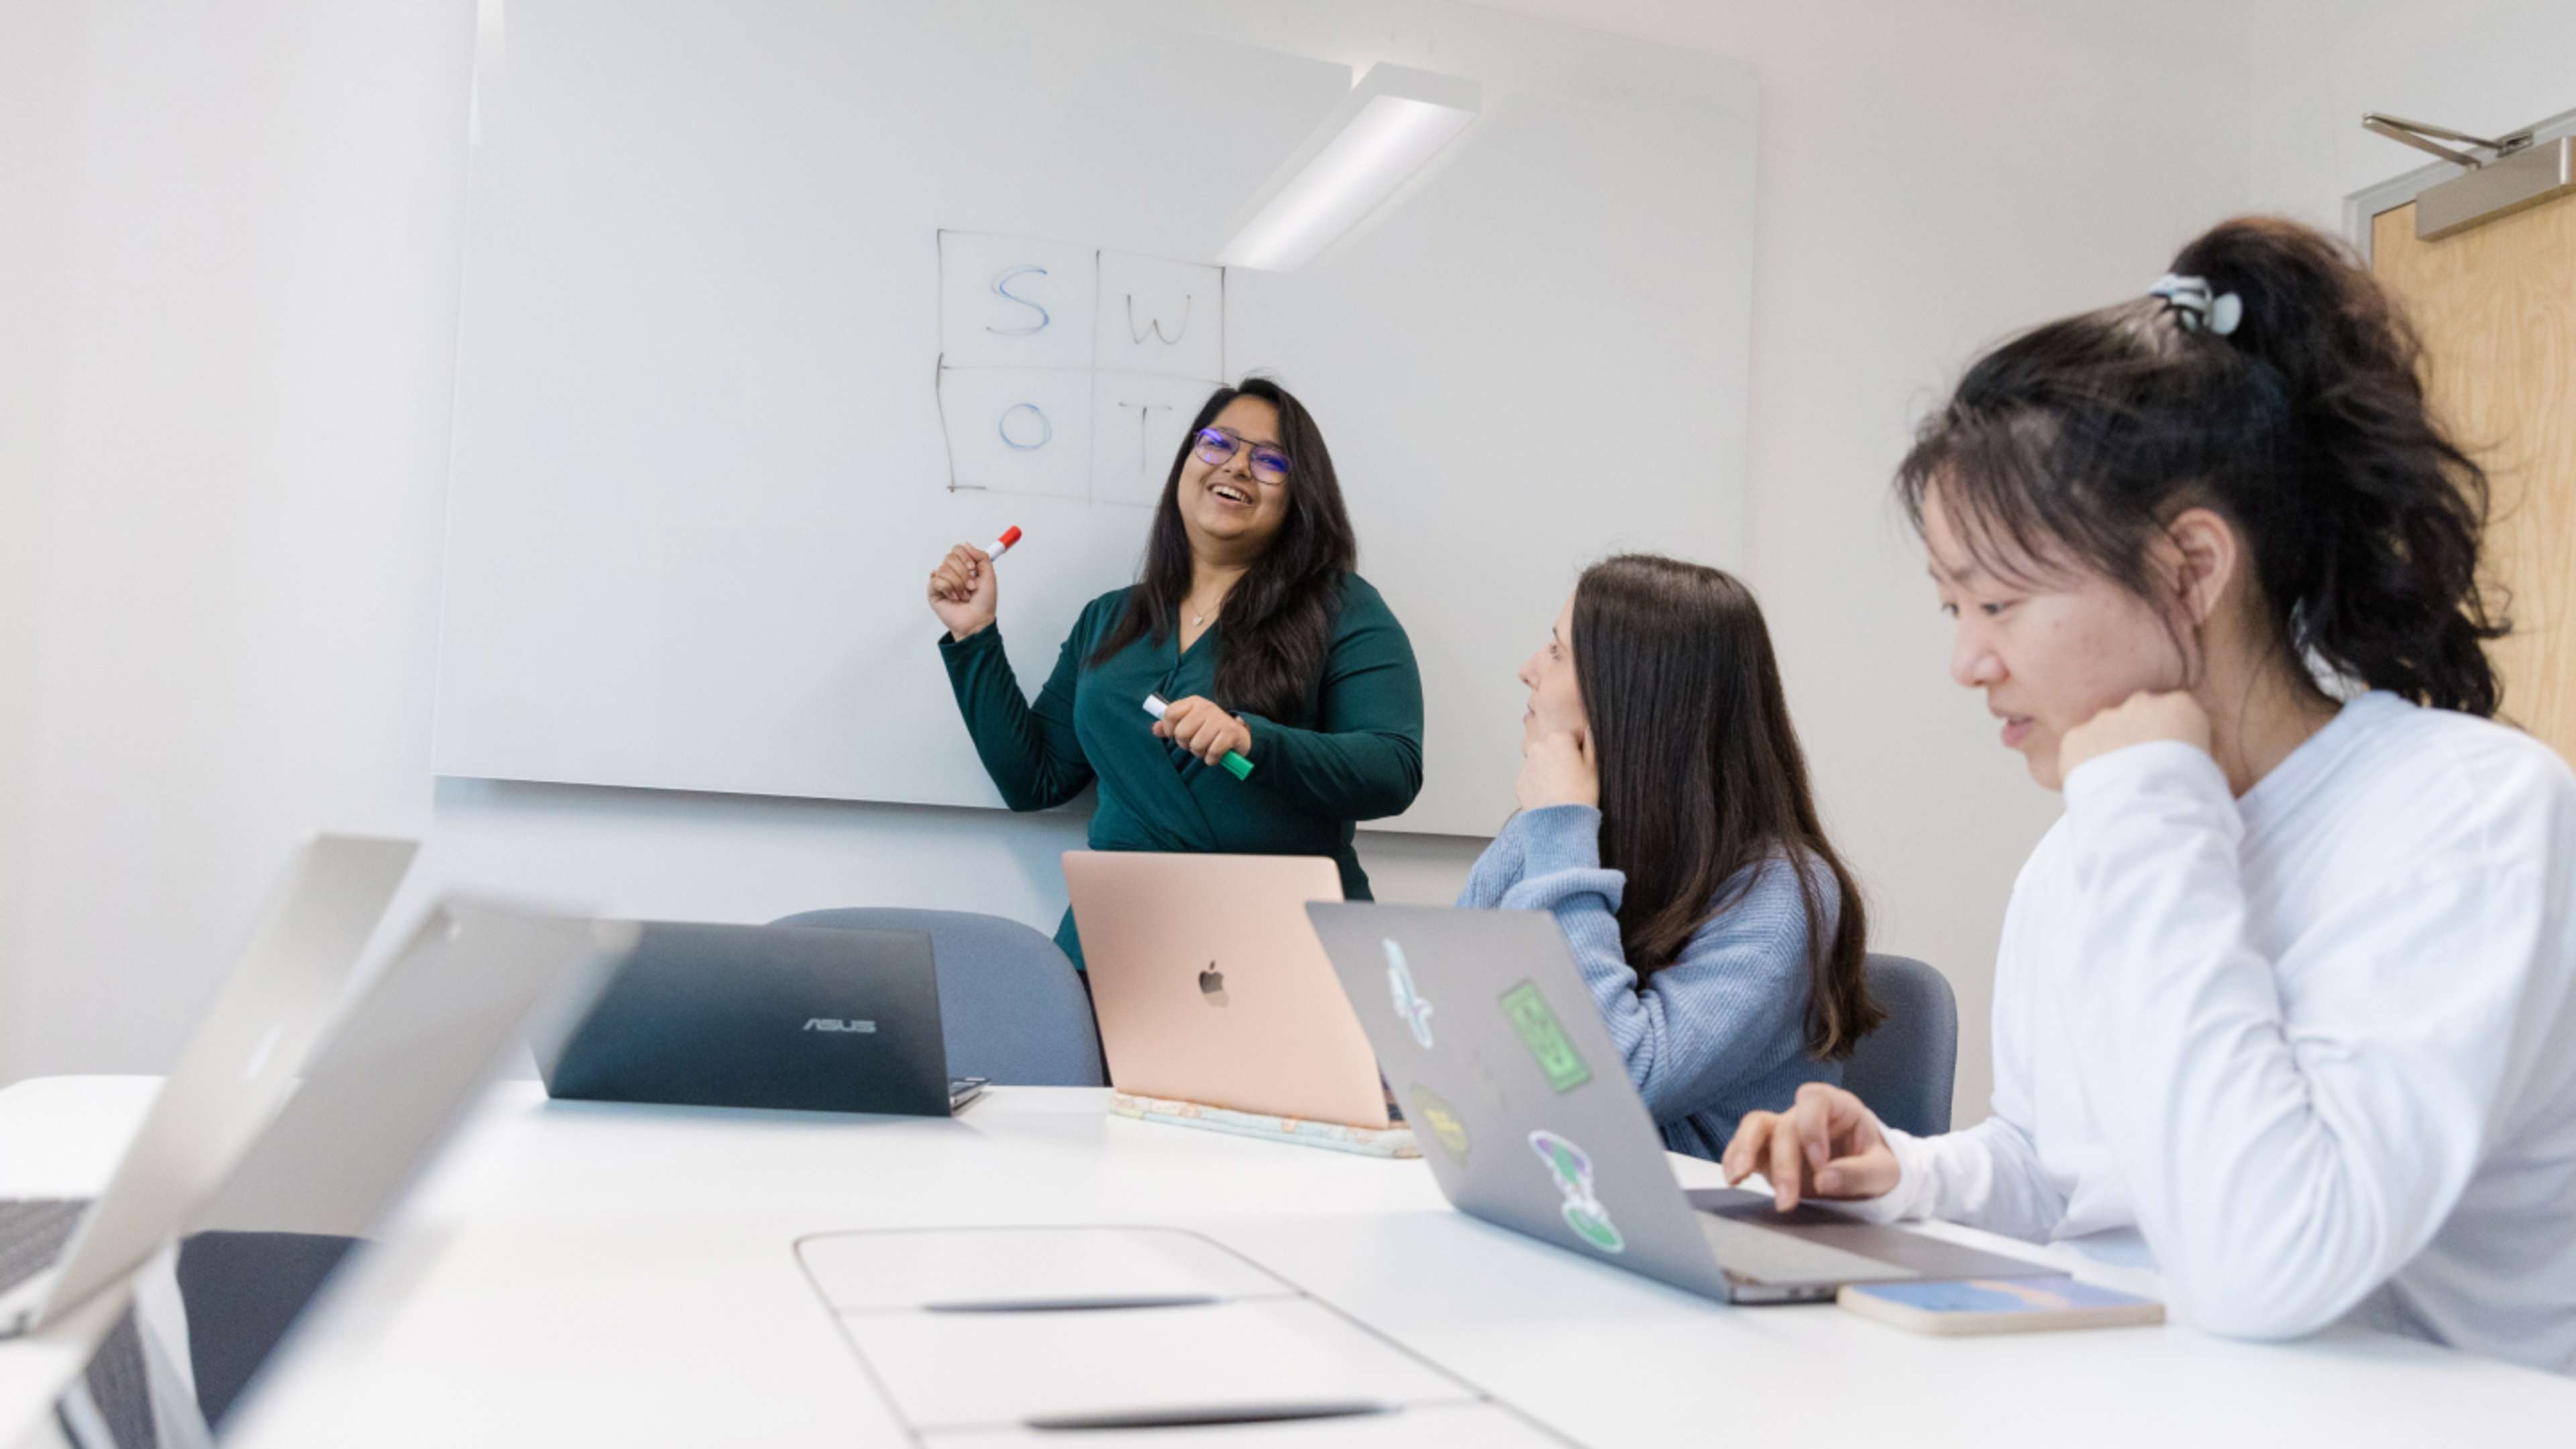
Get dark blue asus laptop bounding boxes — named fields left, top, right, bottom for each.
left=535, top=922, right=985, bottom=1117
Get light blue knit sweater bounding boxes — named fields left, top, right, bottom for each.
left=1456, top=804, right=1840, bottom=1161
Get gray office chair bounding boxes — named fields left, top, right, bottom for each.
left=769, top=908, right=1106, bottom=1087
left=1840, top=953, right=1957, bottom=1138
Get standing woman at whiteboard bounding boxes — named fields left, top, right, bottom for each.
left=926, top=377, right=1425, bottom=970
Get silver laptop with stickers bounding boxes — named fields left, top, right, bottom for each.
left=1306, top=903, right=2057, bottom=1305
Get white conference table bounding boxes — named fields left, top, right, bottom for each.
left=4, top=1076, right=2569, bottom=1447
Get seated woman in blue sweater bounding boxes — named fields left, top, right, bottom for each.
left=1458, top=553, right=1882, bottom=1160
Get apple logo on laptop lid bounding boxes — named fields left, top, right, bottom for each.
left=1197, top=961, right=1228, bottom=1007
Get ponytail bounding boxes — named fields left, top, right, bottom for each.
left=1895, top=215, right=2506, bottom=716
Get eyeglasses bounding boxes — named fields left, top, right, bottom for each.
left=1193, top=427, right=1292, bottom=484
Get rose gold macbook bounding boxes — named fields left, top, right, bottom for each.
left=1063, top=852, right=1388, bottom=1129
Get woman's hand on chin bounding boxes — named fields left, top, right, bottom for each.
left=2059, top=689, right=2211, bottom=779
left=1515, top=720, right=1598, bottom=812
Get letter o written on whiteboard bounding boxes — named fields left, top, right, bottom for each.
left=998, top=403, right=1053, bottom=451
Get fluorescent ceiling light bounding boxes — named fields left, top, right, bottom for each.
left=1221, top=64, right=1481, bottom=272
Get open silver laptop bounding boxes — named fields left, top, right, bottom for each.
left=197, top=900, right=635, bottom=1240
left=33, top=900, right=633, bottom=1449
left=1307, top=903, right=2059, bottom=1305
left=0, top=835, right=419, bottom=1339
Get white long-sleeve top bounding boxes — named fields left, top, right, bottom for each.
left=1845, top=692, right=2576, bottom=1371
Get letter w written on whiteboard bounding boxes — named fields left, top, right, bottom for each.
left=1125, top=293, right=1190, bottom=345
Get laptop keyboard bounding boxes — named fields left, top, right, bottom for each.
left=1, top=1197, right=91, bottom=1298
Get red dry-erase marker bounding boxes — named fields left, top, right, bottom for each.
left=987, top=525, right=1022, bottom=559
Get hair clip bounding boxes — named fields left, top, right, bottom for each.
left=2149, top=273, right=2243, bottom=337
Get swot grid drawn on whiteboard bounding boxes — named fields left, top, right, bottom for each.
left=934, top=229, right=1228, bottom=507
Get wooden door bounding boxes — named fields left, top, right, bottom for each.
left=2372, top=192, right=2576, bottom=762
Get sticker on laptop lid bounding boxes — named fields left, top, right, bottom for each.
left=1385, top=938, right=1436, bottom=1049
left=1528, top=1129, right=1623, bottom=1254
left=1498, top=979, right=1591, bottom=1093
left=1408, top=1083, right=1470, bottom=1160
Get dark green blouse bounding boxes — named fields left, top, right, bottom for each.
left=938, top=574, right=1426, bottom=968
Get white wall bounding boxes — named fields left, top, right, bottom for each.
left=0, top=4, right=81, bottom=1079
left=2243, top=0, right=2576, bottom=228
left=5, top=2, right=477, bottom=1080
left=0, top=0, right=2310, bottom=1124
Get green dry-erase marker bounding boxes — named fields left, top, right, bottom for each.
left=1142, top=693, right=1254, bottom=780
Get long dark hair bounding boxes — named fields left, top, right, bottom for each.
left=1088, top=378, right=1358, bottom=722
left=1894, top=215, right=2505, bottom=715
left=1572, top=555, right=1881, bottom=1061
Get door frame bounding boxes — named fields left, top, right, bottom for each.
left=2344, top=105, right=2576, bottom=261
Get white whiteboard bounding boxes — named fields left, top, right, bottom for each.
left=432, top=0, right=1755, bottom=835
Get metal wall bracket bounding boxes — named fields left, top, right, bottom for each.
left=2361, top=112, right=2533, bottom=170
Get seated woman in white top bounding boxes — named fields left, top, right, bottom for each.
left=1722, top=216, right=2576, bottom=1372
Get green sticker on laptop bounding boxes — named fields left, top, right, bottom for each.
left=1408, top=1083, right=1470, bottom=1161
left=1498, top=979, right=1591, bottom=1092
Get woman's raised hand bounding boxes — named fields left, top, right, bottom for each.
left=926, top=543, right=998, bottom=641
left=1721, top=1082, right=1902, bottom=1212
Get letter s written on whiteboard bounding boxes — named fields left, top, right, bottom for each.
left=987, top=266, right=1051, bottom=336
